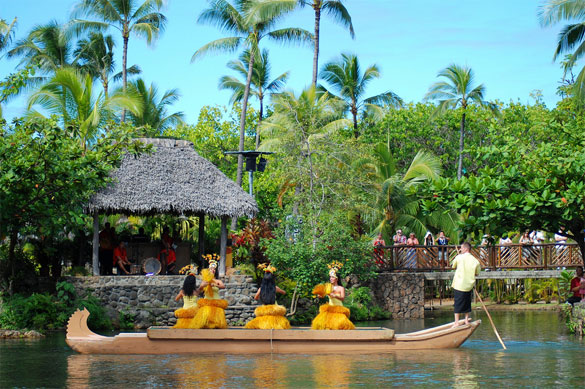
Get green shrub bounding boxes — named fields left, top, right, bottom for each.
left=118, top=310, right=135, bottom=330
left=345, top=287, right=390, bottom=322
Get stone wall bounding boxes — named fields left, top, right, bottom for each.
left=370, top=273, right=425, bottom=319
left=64, top=274, right=259, bottom=328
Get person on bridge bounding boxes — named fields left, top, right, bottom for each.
left=451, top=242, right=481, bottom=328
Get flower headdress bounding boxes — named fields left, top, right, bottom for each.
left=327, top=260, right=344, bottom=278
left=203, top=253, right=220, bottom=269
left=258, top=263, right=276, bottom=273
left=179, top=264, right=198, bottom=276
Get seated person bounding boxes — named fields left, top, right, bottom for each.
left=158, top=248, right=177, bottom=275
left=567, top=266, right=585, bottom=305
left=132, top=227, right=150, bottom=242
left=113, top=242, right=131, bottom=275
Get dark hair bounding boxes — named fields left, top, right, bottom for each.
left=182, top=275, right=197, bottom=296
left=461, top=241, right=472, bottom=251
left=259, top=272, right=276, bottom=305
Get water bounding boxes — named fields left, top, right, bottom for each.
left=1, top=310, right=583, bottom=388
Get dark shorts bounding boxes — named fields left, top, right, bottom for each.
left=454, top=289, right=472, bottom=313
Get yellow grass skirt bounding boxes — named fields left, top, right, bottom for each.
left=191, top=298, right=229, bottom=329
left=311, top=304, right=355, bottom=330
left=172, top=307, right=199, bottom=329
left=245, top=304, right=291, bottom=329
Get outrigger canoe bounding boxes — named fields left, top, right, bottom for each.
left=66, top=309, right=480, bottom=354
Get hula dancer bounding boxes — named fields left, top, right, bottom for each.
left=191, top=254, right=228, bottom=329
left=311, top=261, right=355, bottom=330
left=172, top=265, right=199, bottom=328
left=245, top=264, right=290, bottom=330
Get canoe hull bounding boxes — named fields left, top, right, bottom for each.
left=66, top=309, right=480, bottom=355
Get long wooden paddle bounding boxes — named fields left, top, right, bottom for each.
left=474, top=288, right=507, bottom=350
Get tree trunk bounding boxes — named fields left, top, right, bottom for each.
left=120, top=28, right=129, bottom=123
left=255, top=94, right=263, bottom=149
left=312, top=5, right=321, bottom=87
left=7, top=230, right=17, bottom=295
left=457, top=111, right=466, bottom=179
left=574, top=230, right=585, bottom=267
left=352, top=101, right=359, bottom=138
left=231, top=46, right=257, bottom=231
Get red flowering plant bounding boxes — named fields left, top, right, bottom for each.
left=231, top=219, right=275, bottom=269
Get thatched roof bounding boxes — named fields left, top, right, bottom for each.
left=87, top=138, right=257, bottom=218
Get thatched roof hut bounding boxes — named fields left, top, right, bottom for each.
left=88, top=138, right=257, bottom=276
left=87, top=138, right=257, bottom=217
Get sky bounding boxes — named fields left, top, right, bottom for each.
left=0, top=0, right=567, bottom=124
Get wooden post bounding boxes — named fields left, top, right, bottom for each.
left=198, top=213, right=205, bottom=265
left=92, top=212, right=99, bottom=276
left=219, top=216, right=228, bottom=277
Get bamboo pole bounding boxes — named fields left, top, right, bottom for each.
left=474, top=288, right=507, bottom=350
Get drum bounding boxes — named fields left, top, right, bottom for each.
left=143, top=257, right=161, bottom=275
left=130, top=264, right=141, bottom=275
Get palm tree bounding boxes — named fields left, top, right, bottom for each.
left=319, top=53, right=402, bottom=138
left=298, top=0, right=354, bottom=87
left=194, top=0, right=313, bottom=200
left=8, top=20, right=75, bottom=72
left=126, top=78, right=184, bottom=133
left=359, top=143, right=457, bottom=242
left=27, top=68, right=141, bottom=150
left=71, top=0, right=167, bottom=121
left=260, top=86, right=351, bottom=235
left=539, top=0, right=585, bottom=98
left=424, top=64, right=496, bottom=179
left=74, top=32, right=141, bottom=96
left=0, top=17, right=17, bottom=53
left=219, top=48, right=289, bottom=148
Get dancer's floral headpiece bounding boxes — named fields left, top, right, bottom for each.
left=327, top=260, right=344, bottom=279
left=203, top=253, right=220, bottom=269
left=179, top=264, right=198, bottom=276
left=258, top=263, right=276, bottom=273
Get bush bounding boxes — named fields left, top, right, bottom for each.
left=345, top=287, right=390, bottom=322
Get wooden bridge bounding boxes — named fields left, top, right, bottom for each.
left=374, top=243, right=583, bottom=274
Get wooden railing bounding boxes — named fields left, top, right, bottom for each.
left=373, top=243, right=583, bottom=271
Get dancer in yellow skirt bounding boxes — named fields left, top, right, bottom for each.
left=173, top=271, right=200, bottom=328
left=311, top=261, right=355, bottom=330
left=191, top=255, right=228, bottom=329
left=245, top=264, right=290, bottom=329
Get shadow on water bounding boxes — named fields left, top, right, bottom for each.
left=1, top=310, right=584, bottom=388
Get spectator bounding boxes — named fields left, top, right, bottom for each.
left=373, top=233, right=386, bottom=265
left=436, top=231, right=450, bottom=268
left=113, top=241, right=131, bottom=275
left=424, top=231, right=434, bottom=246
left=133, top=227, right=149, bottom=242
left=499, top=234, right=512, bottom=258
left=555, top=227, right=568, bottom=254
left=406, top=233, right=419, bottom=268
left=519, top=230, right=532, bottom=260
left=393, top=229, right=407, bottom=268
left=567, top=266, right=585, bottom=305
left=99, top=222, right=115, bottom=275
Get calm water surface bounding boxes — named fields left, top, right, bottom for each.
left=1, top=310, right=583, bottom=388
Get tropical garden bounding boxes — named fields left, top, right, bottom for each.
left=1, top=0, right=585, bottom=331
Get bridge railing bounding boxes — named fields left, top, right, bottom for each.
left=373, top=243, right=583, bottom=271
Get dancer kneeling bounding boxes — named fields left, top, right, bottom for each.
left=311, top=261, right=355, bottom=330
left=191, top=255, right=228, bottom=329
left=245, top=264, right=290, bottom=330
left=173, top=270, right=200, bottom=328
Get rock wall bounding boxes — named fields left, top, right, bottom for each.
left=370, top=273, right=425, bottom=319
left=64, top=274, right=259, bottom=328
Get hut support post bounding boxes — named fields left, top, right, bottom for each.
left=220, top=216, right=228, bottom=277
left=92, top=212, right=99, bottom=276
left=198, top=213, right=205, bottom=265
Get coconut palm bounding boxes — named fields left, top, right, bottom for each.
left=194, top=0, right=313, bottom=196
left=0, top=17, right=17, bottom=53
left=539, top=0, right=585, bottom=98
left=359, top=143, right=458, bottom=242
left=219, top=48, right=289, bottom=148
left=126, top=78, right=184, bottom=133
left=71, top=0, right=167, bottom=121
left=27, top=67, right=141, bottom=150
left=74, top=32, right=141, bottom=96
left=298, top=0, right=354, bottom=87
left=319, top=53, right=402, bottom=138
left=424, top=64, right=497, bottom=179
left=8, top=20, right=75, bottom=72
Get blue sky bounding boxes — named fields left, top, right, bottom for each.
left=0, top=0, right=566, bottom=123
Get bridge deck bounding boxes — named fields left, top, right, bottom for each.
left=421, top=270, right=563, bottom=280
